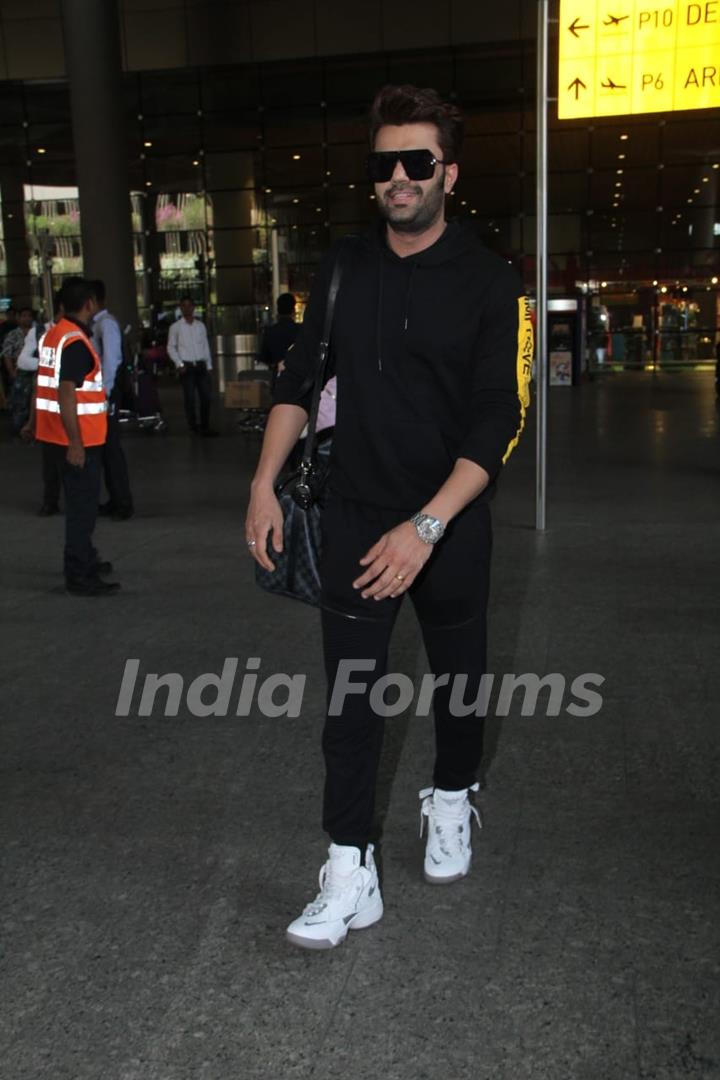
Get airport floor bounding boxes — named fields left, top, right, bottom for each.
left=2, top=372, right=719, bottom=1080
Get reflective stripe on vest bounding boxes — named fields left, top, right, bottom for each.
left=35, top=318, right=108, bottom=447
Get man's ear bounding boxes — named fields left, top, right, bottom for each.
left=445, top=163, right=459, bottom=194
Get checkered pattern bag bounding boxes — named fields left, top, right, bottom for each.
left=255, top=256, right=343, bottom=607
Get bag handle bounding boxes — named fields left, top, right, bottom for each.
left=300, top=255, right=343, bottom=473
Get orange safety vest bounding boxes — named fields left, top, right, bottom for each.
left=35, top=317, right=107, bottom=447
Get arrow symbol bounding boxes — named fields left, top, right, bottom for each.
left=569, top=17, right=590, bottom=37
left=568, top=77, right=588, bottom=99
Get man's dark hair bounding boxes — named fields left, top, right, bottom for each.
left=277, top=292, right=296, bottom=316
left=369, top=84, right=464, bottom=163
left=19, top=306, right=35, bottom=317
left=89, top=279, right=106, bottom=306
left=58, top=276, right=95, bottom=315
left=179, top=294, right=194, bottom=304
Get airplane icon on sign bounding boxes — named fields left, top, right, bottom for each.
left=601, top=77, right=627, bottom=90
left=603, top=13, right=630, bottom=26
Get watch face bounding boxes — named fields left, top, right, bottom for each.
left=414, top=514, right=444, bottom=543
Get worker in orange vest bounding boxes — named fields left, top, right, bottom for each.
left=35, top=277, right=120, bottom=596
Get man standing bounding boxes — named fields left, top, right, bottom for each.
left=259, top=293, right=300, bottom=391
left=246, top=85, right=532, bottom=949
left=167, top=295, right=216, bottom=435
left=4, top=307, right=39, bottom=434
left=91, top=280, right=134, bottom=520
left=35, top=277, right=119, bottom=596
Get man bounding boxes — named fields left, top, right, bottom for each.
left=0, top=305, right=18, bottom=401
left=259, top=292, right=300, bottom=391
left=35, top=276, right=119, bottom=596
left=90, top=280, right=134, bottom=520
left=246, top=84, right=532, bottom=950
left=167, top=295, right=216, bottom=435
left=4, top=307, right=38, bottom=434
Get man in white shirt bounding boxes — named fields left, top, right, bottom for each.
left=7, top=307, right=40, bottom=435
left=91, top=280, right=134, bottom=520
left=167, top=296, right=216, bottom=436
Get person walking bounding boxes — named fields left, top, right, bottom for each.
left=90, top=280, right=134, bottom=520
left=167, top=295, right=216, bottom=435
left=6, top=307, right=42, bottom=435
left=259, top=292, right=300, bottom=391
left=35, top=277, right=119, bottom=596
left=245, top=84, right=533, bottom=949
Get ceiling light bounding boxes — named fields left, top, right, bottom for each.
left=687, top=198, right=693, bottom=203
left=292, top=154, right=301, bottom=160
left=620, top=134, right=629, bottom=140
left=144, top=140, right=152, bottom=148
left=292, top=197, right=299, bottom=204
left=693, top=188, right=700, bottom=194
left=618, top=153, right=626, bottom=160
left=265, top=187, right=272, bottom=193
left=711, top=276, right=718, bottom=284
left=601, top=281, right=607, bottom=287
left=37, top=147, right=46, bottom=154
left=652, top=280, right=658, bottom=286
left=145, top=180, right=152, bottom=187
left=713, top=163, right=719, bottom=170
left=192, top=160, right=200, bottom=166
left=348, top=184, right=355, bottom=189
left=660, top=286, right=668, bottom=293
left=615, top=182, right=622, bottom=187
left=616, top=169, right=623, bottom=175
left=702, top=177, right=709, bottom=183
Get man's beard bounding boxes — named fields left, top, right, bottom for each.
left=378, top=171, right=447, bottom=234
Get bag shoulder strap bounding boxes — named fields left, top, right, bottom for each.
left=301, top=252, right=344, bottom=468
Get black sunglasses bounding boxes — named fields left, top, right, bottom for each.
left=366, top=149, right=446, bottom=183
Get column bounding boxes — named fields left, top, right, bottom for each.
left=60, top=0, right=138, bottom=332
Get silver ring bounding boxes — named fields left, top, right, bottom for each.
left=246, top=538, right=257, bottom=548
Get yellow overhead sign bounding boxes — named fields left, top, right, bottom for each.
left=558, top=1, right=720, bottom=117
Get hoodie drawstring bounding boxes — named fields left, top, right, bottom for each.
left=377, top=256, right=420, bottom=373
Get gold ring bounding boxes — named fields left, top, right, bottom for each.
left=395, top=573, right=405, bottom=582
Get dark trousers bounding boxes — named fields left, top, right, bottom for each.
left=45, top=443, right=102, bottom=582
left=319, top=493, right=492, bottom=849
left=41, top=442, right=63, bottom=509
left=180, top=363, right=211, bottom=431
left=102, top=388, right=133, bottom=510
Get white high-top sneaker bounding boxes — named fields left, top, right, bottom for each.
left=286, top=843, right=383, bottom=950
left=419, top=783, right=482, bottom=884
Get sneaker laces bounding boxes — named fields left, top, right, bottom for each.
left=302, top=859, right=356, bottom=917
left=419, top=783, right=482, bottom=854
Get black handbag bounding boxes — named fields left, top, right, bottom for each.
left=255, top=257, right=343, bottom=606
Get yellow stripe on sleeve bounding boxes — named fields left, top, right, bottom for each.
left=502, top=295, right=534, bottom=465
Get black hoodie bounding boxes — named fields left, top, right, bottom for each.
left=273, top=220, right=533, bottom=511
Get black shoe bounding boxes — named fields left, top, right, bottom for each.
left=98, top=501, right=115, bottom=516
left=66, top=576, right=121, bottom=596
left=38, top=503, right=60, bottom=517
left=110, top=506, right=133, bottom=521
left=94, top=560, right=113, bottom=575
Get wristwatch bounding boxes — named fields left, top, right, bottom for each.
left=411, top=512, right=446, bottom=545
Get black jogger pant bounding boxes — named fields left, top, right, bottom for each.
left=319, top=493, right=492, bottom=849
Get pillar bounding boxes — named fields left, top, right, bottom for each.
left=0, top=166, right=32, bottom=307
left=60, top=0, right=138, bottom=332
